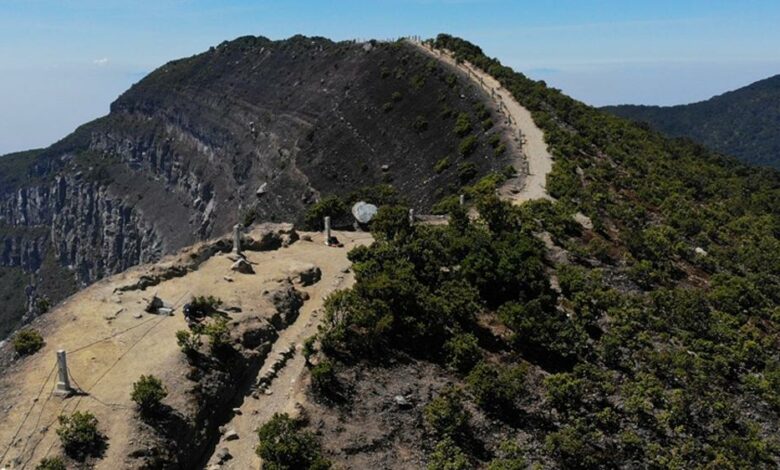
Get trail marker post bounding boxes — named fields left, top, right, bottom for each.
left=233, top=224, right=242, bottom=256
left=54, top=350, right=72, bottom=396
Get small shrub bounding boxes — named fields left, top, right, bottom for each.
left=458, top=135, right=478, bottom=156
left=303, top=195, right=348, bottom=230
left=476, top=102, right=490, bottom=119
left=457, top=162, right=478, bottom=184
left=413, top=115, right=429, bottom=132
left=434, top=157, right=451, bottom=174
left=310, top=359, right=340, bottom=400
left=443, top=333, right=481, bottom=373
left=35, top=457, right=66, bottom=470
left=440, top=106, right=454, bottom=119
left=453, top=112, right=472, bottom=137
left=410, top=74, right=426, bottom=89
left=380, top=67, right=390, bottom=78
left=445, top=74, right=458, bottom=88
left=424, top=386, right=470, bottom=440
left=189, top=295, right=222, bottom=315
left=466, top=362, right=527, bottom=414
left=494, top=143, right=507, bottom=156
left=487, top=134, right=501, bottom=148
left=13, top=328, right=44, bottom=356
left=487, top=440, right=527, bottom=470
left=176, top=329, right=202, bottom=356
left=481, top=118, right=494, bottom=131
left=391, top=91, right=403, bottom=102
left=382, top=102, right=393, bottom=113
left=256, top=413, right=331, bottom=470
left=428, top=437, right=470, bottom=470
left=56, top=411, right=103, bottom=460
left=131, top=374, right=168, bottom=414
left=36, top=297, right=51, bottom=313
left=203, top=317, right=230, bottom=353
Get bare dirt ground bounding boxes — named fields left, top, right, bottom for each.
left=0, top=227, right=371, bottom=469
left=409, top=39, right=554, bottom=204
left=204, top=236, right=365, bottom=470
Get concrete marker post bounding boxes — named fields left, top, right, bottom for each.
left=233, top=224, right=242, bottom=256
left=324, top=216, right=332, bottom=246
left=408, top=208, right=415, bottom=226
left=54, top=350, right=72, bottom=396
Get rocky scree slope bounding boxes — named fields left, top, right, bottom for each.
left=0, top=35, right=512, bottom=338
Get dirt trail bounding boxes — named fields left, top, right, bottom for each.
left=0, top=227, right=371, bottom=470
left=409, top=40, right=553, bottom=203
left=205, top=232, right=365, bottom=470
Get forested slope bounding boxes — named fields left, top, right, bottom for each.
left=290, top=35, right=780, bottom=469
left=604, top=74, right=780, bottom=169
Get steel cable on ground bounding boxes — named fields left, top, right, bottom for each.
left=9, top=290, right=191, bottom=465
left=0, top=363, right=57, bottom=465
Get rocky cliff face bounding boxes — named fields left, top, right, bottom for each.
left=0, top=35, right=513, bottom=336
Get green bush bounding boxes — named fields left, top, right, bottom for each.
left=35, top=457, right=66, bottom=470
left=428, top=437, right=470, bottom=470
left=458, top=135, right=478, bottom=156
left=481, top=118, right=494, bottom=131
left=13, top=328, right=44, bottom=356
left=391, top=91, right=403, bottom=102
left=303, top=195, right=348, bottom=230
left=434, top=156, right=451, bottom=174
left=466, top=362, right=527, bottom=414
left=310, top=359, right=339, bottom=400
left=457, top=162, right=477, bottom=183
left=487, top=133, right=501, bottom=148
left=189, top=295, right=223, bottom=317
left=176, top=329, right=202, bottom=356
left=382, top=102, right=393, bottom=113
left=453, top=112, right=472, bottom=136
left=410, top=74, right=426, bottom=89
left=203, top=317, right=230, bottom=352
left=256, top=413, right=331, bottom=470
left=424, top=387, right=470, bottom=440
left=131, top=374, right=168, bottom=414
left=56, top=411, right=103, bottom=460
left=443, top=332, right=481, bottom=373
left=487, top=441, right=527, bottom=470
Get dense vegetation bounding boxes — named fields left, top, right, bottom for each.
left=603, top=74, right=780, bottom=169
left=305, top=35, right=780, bottom=468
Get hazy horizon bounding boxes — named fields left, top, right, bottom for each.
left=2, top=0, right=779, bottom=155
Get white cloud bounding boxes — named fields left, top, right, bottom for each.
left=93, top=57, right=109, bottom=66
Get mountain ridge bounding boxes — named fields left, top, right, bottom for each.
left=0, top=34, right=518, bottom=338
left=603, top=74, right=780, bottom=168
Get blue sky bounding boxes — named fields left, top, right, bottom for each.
left=1, top=0, right=779, bottom=154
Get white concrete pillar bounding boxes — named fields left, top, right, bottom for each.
left=408, top=209, right=415, bottom=226
left=324, top=216, right=332, bottom=246
left=459, top=194, right=465, bottom=206
left=55, top=350, right=71, bottom=396
left=233, top=224, right=242, bottom=255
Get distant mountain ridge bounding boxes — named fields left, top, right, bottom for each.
left=603, top=74, right=780, bottom=168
